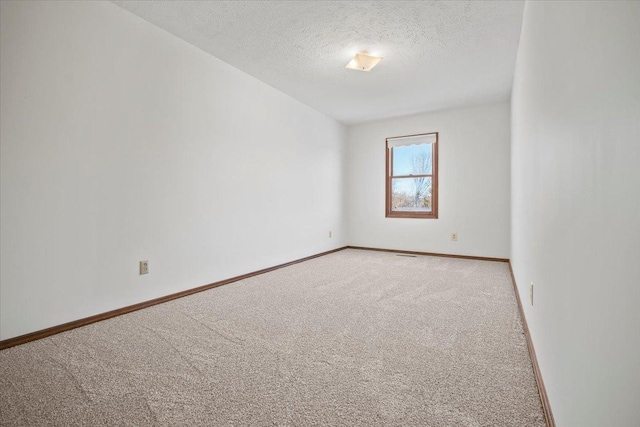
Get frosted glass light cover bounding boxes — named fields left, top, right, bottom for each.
left=345, top=53, right=383, bottom=72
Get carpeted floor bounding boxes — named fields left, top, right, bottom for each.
left=0, top=249, right=545, bottom=426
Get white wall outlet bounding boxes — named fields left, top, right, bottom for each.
left=530, top=282, right=534, bottom=305
left=451, top=233, right=458, bottom=241
left=139, top=260, right=149, bottom=275
left=329, top=231, right=332, bottom=238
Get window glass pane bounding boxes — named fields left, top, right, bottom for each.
left=391, top=143, right=432, bottom=176
left=391, top=177, right=433, bottom=212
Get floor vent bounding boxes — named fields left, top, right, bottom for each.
left=396, top=254, right=418, bottom=258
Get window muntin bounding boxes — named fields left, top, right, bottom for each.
left=385, top=132, right=438, bottom=218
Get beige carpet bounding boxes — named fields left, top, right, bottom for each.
left=0, top=249, right=545, bottom=426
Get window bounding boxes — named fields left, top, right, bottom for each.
left=385, top=132, right=438, bottom=219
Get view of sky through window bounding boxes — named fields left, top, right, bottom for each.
left=390, top=142, right=433, bottom=212
left=392, top=144, right=432, bottom=176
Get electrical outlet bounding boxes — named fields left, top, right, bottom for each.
left=530, top=282, right=534, bottom=305
left=451, top=233, right=458, bottom=241
left=329, top=231, right=332, bottom=238
left=140, top=260, right=149, bottom=275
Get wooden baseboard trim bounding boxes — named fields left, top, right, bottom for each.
left=0, top=246, right=349, bottom=351
left=346, top=245, right=510, bottom=263
left=507, top=261, right=556, bottom=427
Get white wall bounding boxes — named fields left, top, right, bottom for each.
left=0, top=1, right=346, bottom=341
left=346, top=103, right=511, bottom=259
left=511, top=1, right=640, bottom=426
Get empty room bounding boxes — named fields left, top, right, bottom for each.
left=1, top=1, right=638, bottom=426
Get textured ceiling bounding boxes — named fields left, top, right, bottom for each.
left=112, top=1, right=524, bottom=125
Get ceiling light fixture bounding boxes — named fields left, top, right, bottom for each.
left=345, top=51, right=383, bottom=72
